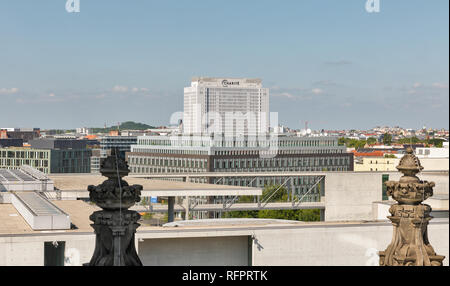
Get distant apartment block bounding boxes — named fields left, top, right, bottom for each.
left=0, top=128, right=40, bottom=142
left=354, top=157, right=398, bottom=172
left=76, top=127, right=92, bottom=135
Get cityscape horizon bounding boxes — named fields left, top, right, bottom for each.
left=0, top=0, right=448, bottom=270
left=1, top=1, right=448, bottom=130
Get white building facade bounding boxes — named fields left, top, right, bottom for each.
left=183, top=77, right=269, bottom=136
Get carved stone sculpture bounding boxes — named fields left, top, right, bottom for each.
left=379, top=147, right=445, bottom=266
left=85, top=148, right=143, bottom=266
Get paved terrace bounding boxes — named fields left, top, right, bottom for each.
left=48, top=174, right=262, bottom=196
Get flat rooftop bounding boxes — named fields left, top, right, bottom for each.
left=2, top=199, right=447, bottom=237
left=0, top=200, right=98, bottom=235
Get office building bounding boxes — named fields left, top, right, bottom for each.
left=127, top=134, right=353, bottom=201
left=99, top=136, right=137, bottom=157
left=29, top=138, right=89, bottom=150
left=0, top=143, right=91, bottom=174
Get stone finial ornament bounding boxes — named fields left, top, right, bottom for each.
left=85, top=148, right=143, bottom=266
left=379, top=147, right=445, bottom=266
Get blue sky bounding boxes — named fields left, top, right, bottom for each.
left=0, top=0, right=448, bottom=130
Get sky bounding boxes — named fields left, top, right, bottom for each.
left=0, top=0, right=448, bottom=130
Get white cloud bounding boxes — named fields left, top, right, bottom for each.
left=432, top=82, right=449, bottom=89
left=112, top=85, right=129, bottom=93
left=311, top=88, right=323, bottom=95
left=272, top=92, right=295, bottom=98
left=132, top=87, right=150, bottom=93
left=0, top=87, right=19, bottom=94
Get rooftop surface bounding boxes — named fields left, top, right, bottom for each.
left=0, top=200, right=99, bottom=235
left=2, top=199, right=447, bottom=236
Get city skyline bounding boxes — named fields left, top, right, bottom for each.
left=0, top=0, right=448, bottom=130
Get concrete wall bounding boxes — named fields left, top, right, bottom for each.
left=324, top=172, right=448, bottom=221
left=1, top=220, right=448, bottom=266
left=139, top=236, right=249, bottom=266
left=0, top=234, right=95, bottom=266
left=324, top=173, right=383, bottom=221
left=250, top=220, right=448, bottom=266
left=419, top=158, right=449, bottom=171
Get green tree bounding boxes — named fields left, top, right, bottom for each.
left=427, top=138, right=445, bottom=147
left=223, top=185, right=321, bottom=222
left=338, top=137, right=347, bottom=146
left=367, top=137, right=377, bottom=145
left=383, top=133, right=392, bottom=145
left=338, top=137, right=368, bottom=149
left=397, top=137, right=421, bottom=145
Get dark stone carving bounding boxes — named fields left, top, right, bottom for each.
left=379, top=148, right=445, bottom=266
left=85, top=148, right=143, bottom=266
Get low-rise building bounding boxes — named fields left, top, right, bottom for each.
left=0, top=128, right=40, bottom=142
left=354, top=157, right=398, bottom=172
left=0, top=147, right=91, bottom=174
left=0, top=138, right=23, bottom=148
left=416, top=144, right=449, bottom=158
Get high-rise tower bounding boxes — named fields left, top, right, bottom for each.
left=183, top=77, right=269, bottom=136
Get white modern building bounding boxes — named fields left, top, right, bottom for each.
left=416, top=142, right=449, bottom=158
left=183, top=77, right=269, bottom=136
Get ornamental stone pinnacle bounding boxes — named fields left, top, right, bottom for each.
left=85, top=148, right=143, bottom=266
left=379, top=147, right=445, bottom=266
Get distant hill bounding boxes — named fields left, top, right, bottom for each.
left=119, top=121, right=155, bottom=130
left=90, top=121, right=155, bottom=133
